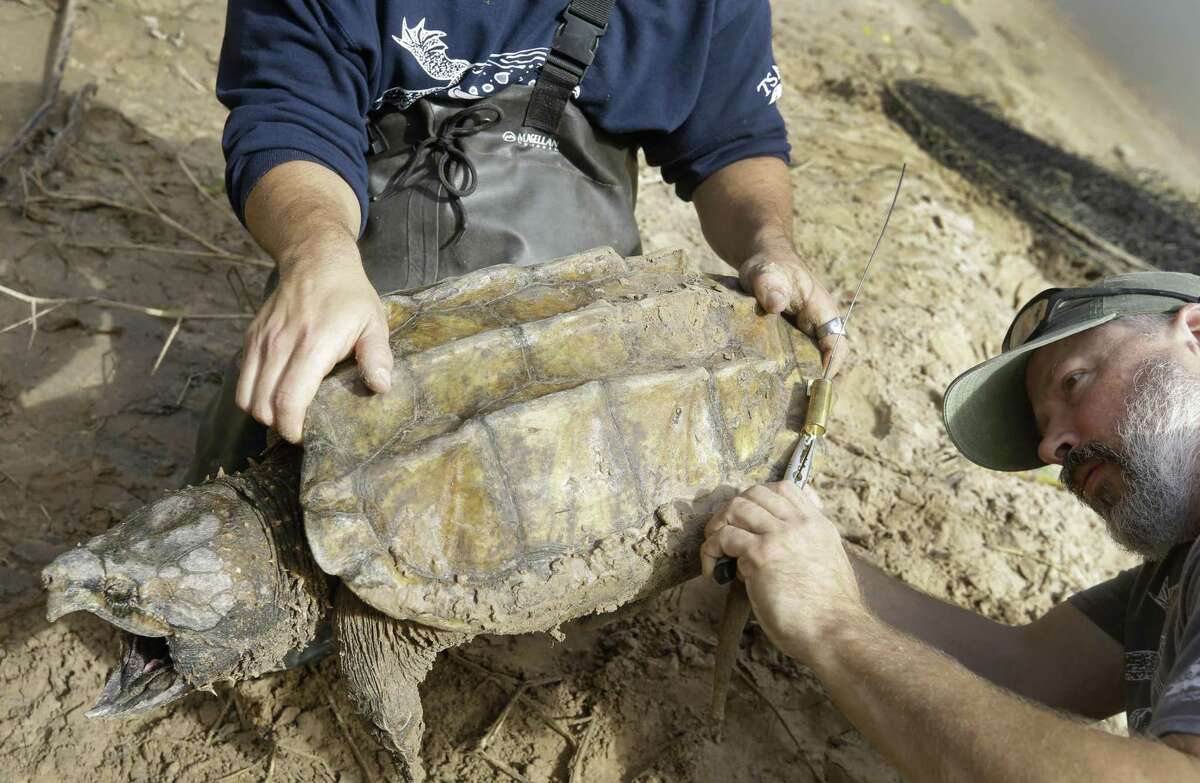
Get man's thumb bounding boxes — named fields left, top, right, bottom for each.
left=356, top=319, right=393, bottom=393
left=751, top=267, right=791, bottom=314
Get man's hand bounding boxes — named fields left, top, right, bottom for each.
left=700, top=482, right=864, bottom=662
left=701, top=499, right=1200, bottom=783
left=692, top=157, right=848, bottom=376
left=236, top=160, right=391, bottom=444
left=236, top=248, right=392, bottom=444
left=738, top=244, right=847, bottom=375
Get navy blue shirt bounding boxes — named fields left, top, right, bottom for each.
left=216, top=0, right=791, bottom=229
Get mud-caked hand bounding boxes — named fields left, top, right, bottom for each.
left=236, top=249, right=392, bottom=444
left=740, top=248, right=848, bottom=376
left=700, top=482, right=863, bottom=664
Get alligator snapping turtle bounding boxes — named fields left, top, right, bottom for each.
left=42, top=247, right=820, bottom=780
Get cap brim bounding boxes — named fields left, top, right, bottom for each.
left=942, top=314, right=1116, bottom=471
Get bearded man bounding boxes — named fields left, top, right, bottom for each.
left=701, top=271, right=1200, bottom=779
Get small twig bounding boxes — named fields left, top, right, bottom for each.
left=225, top=267, right=256, bottom=314
left=213, top=752, right=269, bottom=782
left=151, top=317, right=183, bottom=375
left=204, top=691, right=235, bottom=746
left=450, top=653, right=560, bottom=691
left=0, top=281, right=252, bottom=322
left=0, top=470, right=27, bottom=496
left=451, top=653, right=572, bottom=745
left=172, top=62, right=207, bottom=94
left=18, top=167, right=32, bottom=216
left=27, top=300, right=37, bottom=349
left=478, top=672, right=573, bottom=747
left=563, top=717, right=594, bottom=727
left=25, top=171, right=269, bottom=270
left=176, top=372, right=199, bottom=407
left=478, top=683, right=530, bottom=751
left=0, top=300, right=67, bottom=335
left=176, top=154, right=235, bottom=220
left=0, top=0, right=77, bottom=170
left=735, top=662, right=818, bottom=781
left=523, top=699, right=575, bottom=747
left=275, top=744, right=337, bottom=781
left=229, top=688, right=250, bottom=734
left=97, top=151, right=243, bottom=262
left=23, top=81, right=95, bottom=179
left=321, top=681, right=374, bottom=783
left=665, top=621, right=717, bottom=649
left=471, top=750, right=532, bottom=783
left=62, top=240, right=265, bottom=265
left=568, top=716, right=598, bottom=783
left=450, top=652, right=522, bottom=687
left=263, top=746, right=278, bottom=783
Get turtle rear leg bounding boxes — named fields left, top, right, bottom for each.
left=333, top=588, right=471, bottom=783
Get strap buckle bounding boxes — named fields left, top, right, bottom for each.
left=366, top=122, right=389, bottom=156
left=548, top=8, right=607, bottom=79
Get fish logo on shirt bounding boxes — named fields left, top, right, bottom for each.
left=395, top=18, right=472, bottom=84
left=385, top=17, right=552, bottom=109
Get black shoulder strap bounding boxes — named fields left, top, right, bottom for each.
left=523, top=0, right=615, bottom=135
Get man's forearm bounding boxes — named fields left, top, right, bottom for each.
left=234, top=160, right=391, bottom=444
left=692, top=156, right=794, bottom=267
left=852, top=555, right=1025, bottom=676
left=243, top=160, right=362, bottom=275
left=851, top=554, right=1123, bottom=718
left=802, top=612, right=1200, bottom=783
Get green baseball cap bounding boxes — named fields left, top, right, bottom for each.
left=942, top=271, right=1200, bottom=471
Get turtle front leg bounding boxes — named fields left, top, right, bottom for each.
left=333, top=587, right=471, bottom=782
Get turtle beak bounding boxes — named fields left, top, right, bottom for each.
left=86, top=634, right=193, bottom=718
left=42, top=549, right=171, bottom=637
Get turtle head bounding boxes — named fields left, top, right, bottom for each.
left=42, top=487, right=250, bottom=717
left=43, top=488, right=241, bottom=636
left=43, top=463, right=330, bottom=719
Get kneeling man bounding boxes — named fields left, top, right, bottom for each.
left=702, top=271, right=1200, bottom=779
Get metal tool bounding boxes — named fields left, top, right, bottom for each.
left=708, top=164, right=906, bottom=726
left=711, top=377, right=830, bottom=583
left=712, top=163, right=905, bottom=585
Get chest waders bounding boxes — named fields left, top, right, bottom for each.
left=186, top=0, right=636, bottom=483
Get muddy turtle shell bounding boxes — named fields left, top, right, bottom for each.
left=300, top=248, right=820, bottom=632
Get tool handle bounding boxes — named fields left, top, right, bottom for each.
left=711, top=580, right=753, bottom=724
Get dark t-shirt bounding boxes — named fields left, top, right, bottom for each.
left=216, top=0, right=791, bottom=228
left=1069, top=538, right=1200, bottom=735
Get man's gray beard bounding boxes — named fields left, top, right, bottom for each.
left=1063, top=360, right=1200, bottom=560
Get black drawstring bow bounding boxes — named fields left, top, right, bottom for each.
left=371, top=103, right=504, bottom=248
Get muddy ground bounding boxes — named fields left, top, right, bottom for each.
left=1, top=0, right=1196, bottom=781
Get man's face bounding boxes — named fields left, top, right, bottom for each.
left=1025, top=312, right=1200, bottom=559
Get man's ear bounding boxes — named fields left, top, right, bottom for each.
left=1172, top=303, right=1200, bottom=351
